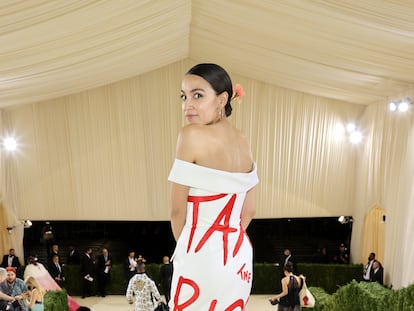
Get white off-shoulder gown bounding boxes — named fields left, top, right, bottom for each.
left=168, top=159, right=259, bottom=310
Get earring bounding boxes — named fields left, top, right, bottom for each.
left=216, top=108, right=223, bottom=121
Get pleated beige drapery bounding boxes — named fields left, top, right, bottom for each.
left=361, top=206, right=386, bottom=265
left=1, top=60, right=363, bottom=221
left=0, top=204, right=24, bottom=265
left=0, top=109, right=24, bottom=262
left=350, top=102, right=414, bottom=289
left=0, top=204, right=12, bottom=257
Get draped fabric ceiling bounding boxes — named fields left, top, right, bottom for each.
left=1, top=0, right=414, bottom=288
left=1, top=0, right=414, bottom=107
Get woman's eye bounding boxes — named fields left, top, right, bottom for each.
left=194, top=93, right=202, bottom=99
left=180, top=94, right=186, bottom=101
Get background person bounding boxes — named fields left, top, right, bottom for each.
left=0, top=268, right=17, bottom=310
left=80, top=247, right=94, bottom=299
left=66, top=246, right=80, bottom=265
left=311, top=246, right=330, bottom=264
left=159, top=256, right=173, bottom=305
left=0, top=267, right=27, bottom=311
left=1, top=249, right=21, bottom=269
left=279, top=249, right=298, bottom=274
left=124, top=251, right=137, bottom=283
left=24, top=276, right=45, bottom=311
left=48, top=255, right=65, bottom=287
left=96, top=247, right=112, bottom=297
left=270, top=262, right=303, bottom=311
left=24, top=256, right=80, bottom=311
left=47, top=243, right=62, bottom=265
left=126, top=257, right=161, bottom=311
left=363, top=252, right=376, bottom=281
left=370, top=260, right=384, bottom=285
left=332, top=243, right=349, bottom=264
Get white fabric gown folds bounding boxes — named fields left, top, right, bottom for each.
left=168, top=159, right=259, bottom=310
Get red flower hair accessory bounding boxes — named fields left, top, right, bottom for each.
left=231, top=84, right=245, bottom=104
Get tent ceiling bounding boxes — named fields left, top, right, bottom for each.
left=1, top=0, right=414, bottom=108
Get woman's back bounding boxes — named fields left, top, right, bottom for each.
left=279, top=275, right=301, bottom=308
left=169, top=63, right=258, bottom=310
left=179, top=120, right=253, bottom=173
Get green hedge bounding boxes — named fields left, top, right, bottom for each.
left=310, top=281, right=414, bottom=311
left=43, top=289, right=69, bottom=311
left=59, top=263, right=363, bottom=296
left=308, top=286, right=331, bottom=311
left=251, top=263, right=363, bottom=294
left=296, top=263, right=363, bottom=294
left=61, top=264, right=162, bottom=296
left=17, top=263, right=414, bottom=310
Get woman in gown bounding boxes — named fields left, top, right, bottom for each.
left=168, top=63, right=259, bottom=310
left=23, top=257, right=80, bottom=311
left=24, top=276, right=45, bottom=311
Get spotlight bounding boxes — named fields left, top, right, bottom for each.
left=3, top=137, right=17, bottom=151
left=389, top=102, right=397, bottom=111
left=389, top=97, right=412, bottom=112
left=346, top=123, right=356, bottom=133
left=24, top=220, right=33, bottom=228
left=345, top=122, right=362, bottom=144
left=338, top=216, right=353, bottom=224
left=6, top=227, right=13, bottom=234
left=398, top=101, right=409, bottom=112
left=349, top=131, right=362, bottom=144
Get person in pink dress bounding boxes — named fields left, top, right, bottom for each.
left=168, top=63, right=259, bottom=310
left=23, top=257, right=80, bottom=311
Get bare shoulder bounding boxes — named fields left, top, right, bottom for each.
left=178, top=124, right=209, bottom=148
left=176, top=124, right=207, bottom=162
left=179, top=123, right=206, bottom=139
left=177, top=122, right=253, bottom=171
left=282, top=275, right=290, bottom=284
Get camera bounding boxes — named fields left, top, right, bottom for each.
left=268, top=298, right=279, bottom=305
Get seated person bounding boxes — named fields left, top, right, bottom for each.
left=370, top=260, right=384, bottom=285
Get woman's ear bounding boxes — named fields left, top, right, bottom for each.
left=219, top=92, right=229, bottom=108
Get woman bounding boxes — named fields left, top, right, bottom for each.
left=24, top=256, right=80, bottom=311
left=24, top=276, right=45, bottom=311
left=270, top=262, right=303, bottom=311
left=168, top=63, right=259, bottom=309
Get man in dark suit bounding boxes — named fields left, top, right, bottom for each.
left=67, top=246, right=80, bottom=265
left=159, top=255, right=173, bottom=304
left=278, top=249, right=297, bottom=274
left=49, top=244, right=60, bottom=262
left=96, top=247, right=112, bottom=297
left=370, top=260, right=384, bottom=285
left=48, top=254, right=65, bottom=287
left=1, top=249, right=21, bottom=269
left=124, top=251, right=137, bottom=282
left=80, top=247, right=95, bottom=298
